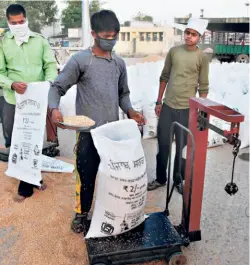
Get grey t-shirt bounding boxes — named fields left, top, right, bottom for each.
left=49, top=48, right=132, bottom=127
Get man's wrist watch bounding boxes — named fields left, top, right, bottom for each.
left=156, top=101, right=162, bottom=105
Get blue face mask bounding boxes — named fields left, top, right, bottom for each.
left=96, top=36, right=117, bottom=51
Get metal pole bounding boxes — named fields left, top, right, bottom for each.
left=82, top=0, right=91, bottom=48
left=245, top=2, right=250, bottom=18
left=81, top=0, right=84, bottom=47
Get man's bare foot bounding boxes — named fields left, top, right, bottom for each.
left=13, top=195, right=27, bottom=203
left=35, top=183, right=47, bottom=191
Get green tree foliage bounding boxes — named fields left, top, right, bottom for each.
left=133, top=12, right=153, bottom=22
left=61, top=0, right=105, bottom=32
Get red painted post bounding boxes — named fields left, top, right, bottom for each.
left=183, top=97, right=244, bottom=241
left=183, top=99, right=210, bottom=241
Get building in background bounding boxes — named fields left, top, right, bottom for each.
left=48, top=28, right=82, bottom=47
left=115, top=22, right=181, bottom=56
left=41, top=22, right=62, bottom=39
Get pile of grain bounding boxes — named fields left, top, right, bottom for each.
left=0, top=159, right=165, bottom=265
left=63, top=116, right=95, bottom=127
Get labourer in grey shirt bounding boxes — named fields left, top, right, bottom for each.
left=48, top=10, right=145, bottom=234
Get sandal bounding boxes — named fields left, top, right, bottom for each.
left=147, top=180, right=166, bottom=191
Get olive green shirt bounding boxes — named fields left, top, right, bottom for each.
left=0, top=31, right=57, bottom=105
left=160, top=44, right=209, bottom=109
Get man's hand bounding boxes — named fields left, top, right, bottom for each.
left=127, top=109, right=146, bottom=126
left=199, top=93, right=208, bottom=98
left=155, top=104, right=162, bottom=117
left=51, top=109, right=65, bottom=129
left=11, top=82, right=28, bottom=94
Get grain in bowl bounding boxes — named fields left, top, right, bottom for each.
left=63, top=116, right=95, bottom=127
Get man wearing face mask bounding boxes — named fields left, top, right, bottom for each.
left=49, top=10, right=145, bottom=234
left=0, top=4, right=57, bottom=202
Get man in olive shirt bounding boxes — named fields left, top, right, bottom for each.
left=0, top=4, right=57, bottom=201
left=148, top=18, right=209, bottom=194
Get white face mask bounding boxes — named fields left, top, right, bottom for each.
left=8, top=20, right=29, bottom=38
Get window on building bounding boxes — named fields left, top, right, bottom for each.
left=127, top=32, right=130, bottom=41
left=153, top=32, right=158, bottom=41
left=146, top=32, right=151, bottom=42
left=159, top=32, right=164, bottom=42
left=121, top=32, right=126, bottom=41
left=140, top=32, right=145, bottom=41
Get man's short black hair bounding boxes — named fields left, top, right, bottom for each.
left=6, top=4, right=26, bottom=19
left=91, top=10, right=120, bottom=34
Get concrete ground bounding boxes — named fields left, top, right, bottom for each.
left=0, top=127, right=249, bottom=265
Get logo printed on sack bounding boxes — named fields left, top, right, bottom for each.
left=101, top=222, right=114, bottom=235
left=34, top=145, right=40, bottom=156
left=33, top=159, right=38, bottom=168
left=19, top=149, right=24, bottom=160
left=120, top=217, right=129, bottom=233
left=12, top=153, right=17, bottom=164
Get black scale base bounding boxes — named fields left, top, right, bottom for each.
left=86, top=212, right=185, bottom=265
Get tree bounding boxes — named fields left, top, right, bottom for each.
left=61, top=1, right=82, bottom=31
left=133, top=12, right=153, bottom=22
left=61, top=0, right=105, bottom=33
left=89, top=0, right=105, bottom=16
left=124, top=21, right=131, bottom=27
left=0, top=0, right=58, bottom=33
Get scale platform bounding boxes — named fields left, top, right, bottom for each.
left=86, top=212, right=185, bottom=265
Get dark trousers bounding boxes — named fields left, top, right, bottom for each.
left=156, top=104, right=189, bottom=185
left=2, top=99, right=39, bottom=197
left=75, top=132, right=100, bottom=214
left=0, top=96, right=4, bottom=124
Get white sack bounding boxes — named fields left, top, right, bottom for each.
left=143, top=103, right=158, bottom=139
left=86, top=120, right=147, bottom=238
left=124, top=100, right=143, bottom=134
left=59, top=85, right=77, bottom=116
left=41, top=155, right=74, bottom=173
left=5, top=82, right=50, bottom=186
left=119, top=107, right=124, bottom=120
left=207, top=116, right=226, bottom=148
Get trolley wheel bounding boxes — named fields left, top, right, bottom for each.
left=167, top=252, right=187, bottom=265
